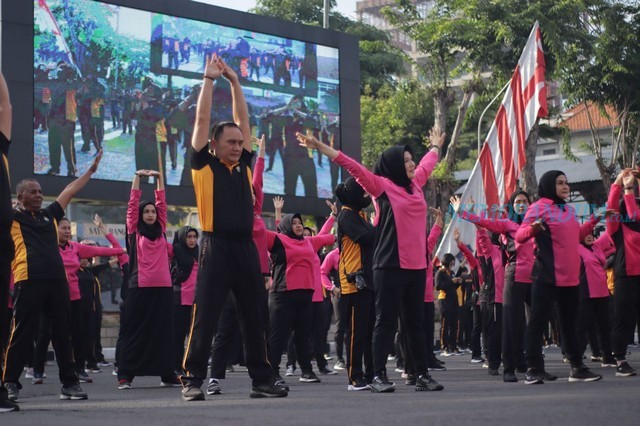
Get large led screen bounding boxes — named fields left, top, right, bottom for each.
left=33, top=0, right=341, bottom=198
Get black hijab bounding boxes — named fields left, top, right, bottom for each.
left=507, top=190, right=531, bottom=224
left=172, top=226, right=199, bottom=275
left=138, top=200, right=163, bottom=241
left=373, top=145, right=413, bottom=193
left=277, top=213, right=304, bottom=240
left=335, top=177, right=371, bottom=211
left=619, top=195, right=640, bottom=232
left=538, top=170, right=567, bottom=207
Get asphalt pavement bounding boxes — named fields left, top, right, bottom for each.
left=5, top=345, right=640, bottom=425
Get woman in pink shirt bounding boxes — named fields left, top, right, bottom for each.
left=117, top=170, right=180, bottom=389
left=171, top=226, right=199, bottom=376
left=607, top=168, right=640, bottom=377
left=56, top=217, right=124, bottom=383
left=297, top=129, right=445, bottom=393
left=515, top=170, right=601, bottom=384
left=576, top=230, right=616, bottom=367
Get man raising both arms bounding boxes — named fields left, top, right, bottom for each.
left=180, top=55, right=285, bottom=400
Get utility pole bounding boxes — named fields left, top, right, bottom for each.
left=323, top=0, right=329, bottom=29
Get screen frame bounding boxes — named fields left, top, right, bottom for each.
left=1, top=0, right=361, bottom=215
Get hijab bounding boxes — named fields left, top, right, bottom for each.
left=373, top=145, right=413, bottom=193
left=538, top=170, right=567, bottom=208
left=619, top=194, right=640, bottom=232
left=138, top=200, right=163, bottom=241
left=172, top=226, right=199, bottom=275
left=277, top=213, right=304, bottom=240
left=507, top=190, right=531, bottom=224
left=335, top=177, right=371, bottom=210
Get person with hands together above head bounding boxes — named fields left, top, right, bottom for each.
left=297, top=128, right=446, bottom=393
left=515, top=170, right=602, bottom=385
left=116, top=169, right=181, bottom=390
left=607, top=168, right=640, bottom=377
left=3, top=150, right=103, bottom=403
left=181, top=55, right=284, bottom=401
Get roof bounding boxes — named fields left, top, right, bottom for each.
left=560, top=102, right=619, bottom=132
left=454, top=154, right=606, bottom=194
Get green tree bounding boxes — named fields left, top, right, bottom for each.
left=360, top=81, right=435, bottom=167
left=558, top=2, right=640, bottom=189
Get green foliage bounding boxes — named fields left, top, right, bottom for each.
left=360, top=81, right=435, bottom=167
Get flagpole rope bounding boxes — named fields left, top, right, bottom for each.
left=477, top=81, right=510, bottom=153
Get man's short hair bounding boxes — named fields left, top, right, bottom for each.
left=210, top=121, right=239, bottom=140
left=16, top=178, right=40, bottom=195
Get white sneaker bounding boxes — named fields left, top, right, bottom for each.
left=25, top=368, right=34, bottom=379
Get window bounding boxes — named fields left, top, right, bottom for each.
left=542, top=149, right=556, bottom=156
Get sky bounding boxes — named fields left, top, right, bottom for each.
left=192, top=0, right=359, bottom=19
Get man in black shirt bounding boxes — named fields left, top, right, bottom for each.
left=2, top=148, right=102, bottom=403
left=0, top=68, right=19, bottom=413
left=180, top=56, right=285, bottom=401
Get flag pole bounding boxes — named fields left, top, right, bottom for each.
left=477, top=80, right=510, bottom=153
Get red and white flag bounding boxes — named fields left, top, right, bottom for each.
left=436, top=21, right=547, bottom=259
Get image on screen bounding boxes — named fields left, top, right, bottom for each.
left=33, top=0, right=341, bottom=198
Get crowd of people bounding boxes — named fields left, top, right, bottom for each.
left=1, top=54, right=639, bottom=413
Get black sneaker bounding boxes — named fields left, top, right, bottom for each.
left=250, top=382, right=288, bottom=398
left=541, top=371, right=558, bottom=381
left=347, top=378, right=370, bottom=391
left=415, top=374, right=444, bottom=391
left=428, top=360, right=446, bottom=371
left=182, top=385, right=205, bottom=401
left=117, top=380, right=132, bottom=390
left=4, top=383, right=18, bottom=402
left=299, top=371, right=321, bottom=383
left=369, top=375, right=395, bottom=393
left=206, top=378, right=222, bottom=395
left=274, top=375, right=290, bottom=392
left=319, top=366, right=337, bottom=375
left=569, top=366, right=602, bottom=382
left=524, top=368, right=544, bottom=385
left=161, top=375, right=182, bottom=388
left=615, top=361, right=637, bottom=377
left=488, top=368, right=500, bottom=376
left=77, top=371, right=93, bottom=383
left=405, top=374, right=416, bottom=385
left=0, top=396, right=19, bottom=413
left=601, top=357, right=617, bottom=368
left=503, top=372, right=518, bottom=383
left=60, top=384, right=88, bottom=400
left=590, top=355, right=602, bottom=362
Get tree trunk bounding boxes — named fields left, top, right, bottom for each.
left=433, top=88, right=453, bottom=135
left=521, top=122, right=539, bottom=198
left=444, top=89, right=474, bottom=172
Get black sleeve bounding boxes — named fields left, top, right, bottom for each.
left=339, top=210, right=374, bottom=245
left=46, top=201, right=65, bottom=222
left=191, top=147, right=212, bottom=170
